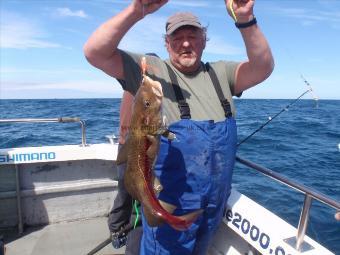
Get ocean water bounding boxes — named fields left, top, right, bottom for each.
left=0, top=98, right=339, bottom=253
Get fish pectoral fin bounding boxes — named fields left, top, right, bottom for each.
left=116, top=142, right=128, bottom=165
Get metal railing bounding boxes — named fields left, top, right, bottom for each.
left=0, top=117, right=87, bottom=235
left=236, top=155, right=340, bottom=252
left=0, top=117, right=87, bottom=146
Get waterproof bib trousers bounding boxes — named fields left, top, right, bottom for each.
left=140, top=64, right=237, bottom=255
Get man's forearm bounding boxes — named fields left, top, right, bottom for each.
left=234, top=22, right=274, bottom=94
left=83, top=4, right=141, bottom=77
left=240, top=24, right=274, bottom=79
left=84, top=0, right=168, bottom=79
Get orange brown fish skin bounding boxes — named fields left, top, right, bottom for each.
left=122, top=75, right=201, bottom=230
left=123, top=74, right=162, bottom=196
left=123, top=74, right=163, bottom=226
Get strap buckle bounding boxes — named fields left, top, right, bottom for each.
left=221, top=99, right=232, bottom=117
left=178, top=101, right=191, bottom=119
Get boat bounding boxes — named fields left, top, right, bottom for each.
left=0, top=117, right=339, bottom=255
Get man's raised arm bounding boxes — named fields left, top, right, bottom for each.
left=224, top=0, right=274, bottom=95
left=83, top=0, right=168, bottom=80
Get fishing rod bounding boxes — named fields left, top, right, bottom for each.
left=237, top=77, right=318, bottom=147
left=300, top=74, right=319, bottom=102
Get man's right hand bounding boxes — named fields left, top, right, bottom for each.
left=132, top=0, right=169, bottom=18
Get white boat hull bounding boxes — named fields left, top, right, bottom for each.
left=0, top=143, right=335, bottom=255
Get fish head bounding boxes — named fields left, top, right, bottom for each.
left=133, top=75, right=163, bottom=135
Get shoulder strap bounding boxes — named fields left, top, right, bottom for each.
left=164, top=62, right=191, bottom=119
left=205, top=63, right=232, bottom=117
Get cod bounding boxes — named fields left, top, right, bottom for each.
left=117, top=71, right=201, bottom=231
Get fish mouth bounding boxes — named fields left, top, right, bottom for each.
left=142, top=76, right=163, bottom=97
left=152, top=83, right=163, bottom=98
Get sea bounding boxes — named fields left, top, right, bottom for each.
left=0, top=98, right=339, bottom=254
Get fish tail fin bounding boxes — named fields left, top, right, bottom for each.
left=171, top=209, right=203, bottom=231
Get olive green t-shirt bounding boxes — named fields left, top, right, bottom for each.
left=120, top=50, right=239, bottom=124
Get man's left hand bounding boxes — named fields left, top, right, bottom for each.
left=224, top=0, right=255, bottom=23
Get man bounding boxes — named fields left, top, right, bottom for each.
left=84, top=0, right=274, bottom=254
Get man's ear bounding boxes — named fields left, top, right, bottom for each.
left=165, top=36, right=170, bottom=52
left=202, top=32, right=207, bottom=49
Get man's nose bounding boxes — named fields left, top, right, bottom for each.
left=182, top=40, right=190, bottom=47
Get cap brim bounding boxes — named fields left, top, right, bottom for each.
left=166, top=21, right=202, bottom=35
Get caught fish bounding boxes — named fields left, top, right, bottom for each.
left=117, top=64, right=201, bottom=230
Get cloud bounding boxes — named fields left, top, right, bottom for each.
left=168, top=1, right=210, bottom=8
left=205, top=37, right=243, bottom=56
left=267, top=5, right=340, bottom=26
left=1, top=67, right=89, bottom=75
left=55, top=8, right=88, bottom=18
left=0, top=11, right=61, bottom=49
left=1, top=80, right=123, bottom=99
left=118, top=14, right=167, bottom=55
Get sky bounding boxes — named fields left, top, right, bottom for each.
left=1, top=0, right=340, bottom=100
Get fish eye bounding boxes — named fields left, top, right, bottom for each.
left=144, top=100, right=151, bottom=108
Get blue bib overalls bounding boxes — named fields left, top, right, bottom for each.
left=140, top=64, right=237, bottom=255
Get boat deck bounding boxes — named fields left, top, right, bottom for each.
left=4, top=217, right=124, bottom=255
left=3, top=216, right=255, bottom=255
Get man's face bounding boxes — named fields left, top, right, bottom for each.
left=166, top=26, right=206, bottom=73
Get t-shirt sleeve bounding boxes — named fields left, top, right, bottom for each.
left=210, top=61, right=240, bottom=97
left=119, top=50, right=143, bottom=95
left=223, top=61, right=240, bottom=97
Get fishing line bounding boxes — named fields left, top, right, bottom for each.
left=237, top=36, right=320, bottom=147
left=237, top=88, right=312, bottom=147
left=300, top=74, right=319, bottom=107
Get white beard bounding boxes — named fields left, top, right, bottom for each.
left=179, top=57, right=196, bottom=68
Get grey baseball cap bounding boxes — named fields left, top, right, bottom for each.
left=165, top=12, right=203, bottom=35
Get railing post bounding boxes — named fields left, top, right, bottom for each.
left=296, top=194, right=313, bottom=251
left=15, top=164, right=23, bottom=235
left=79, top=120, right=87, bottom=147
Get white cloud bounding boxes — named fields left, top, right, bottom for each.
left=118, top=14, right=168, bottom=56
left=205, top=37, right=243, bottom=56
left=267, top=6, right=340, bottom=26
left=56, top=8, right=88, bottom=18
left=169, top=1, right=210, bottom=8
left=1, top=67, right=89, bottom=75
left=1, top=80, right=123, bottom=99
left=0, top=11, right=61, bottom=49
